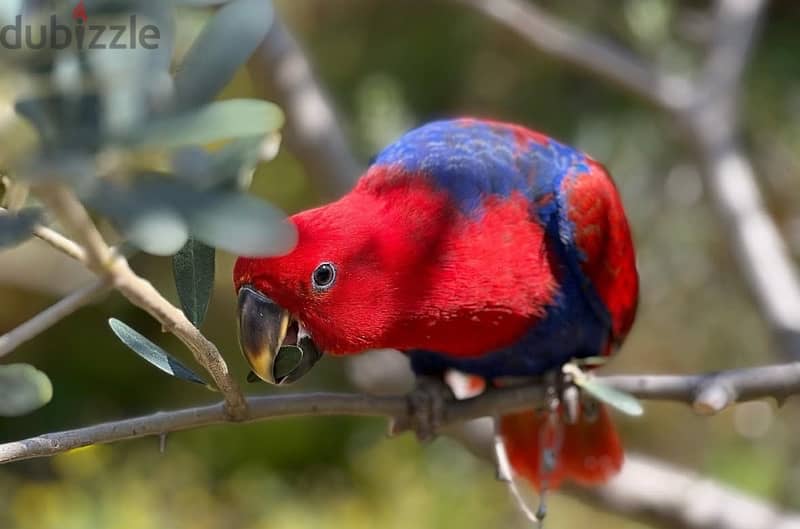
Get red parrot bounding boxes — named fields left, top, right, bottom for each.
left=234, top=118, right=638, bottom=489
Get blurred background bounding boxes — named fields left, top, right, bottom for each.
left=1, top=0, right=800, bottom=528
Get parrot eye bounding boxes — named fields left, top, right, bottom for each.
left=312, top=262, right=336, bottom=291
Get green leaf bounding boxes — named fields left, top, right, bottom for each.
left=126, top=99, right=284, bottom=149
left=173, top=238, right=216, bottom=327
left=208, top=135, right=273, bottom=190
left=124, top=208, right=189, bottom=256
left=273, top=345, right=303, bottom=382
left=187, top=192, right=297, bottom=256
left=85, top=6, right=174, bottom=136
left=108, top=318, right=206, bottom=384
left=0, top=208, right=41, bottom=249
left=576, top=378, right=644, bottom=417
left=172, top=135, right=269, bottom=190
left=86, top=179, right=296, bottom=256
left=0, top=364, right=53, bottom=417
left=15, top=92, right=105, bottom=154
left=173, top=0, right=274, bottom=111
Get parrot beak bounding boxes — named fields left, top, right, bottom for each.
left=237, top=285, right=322, bottom=385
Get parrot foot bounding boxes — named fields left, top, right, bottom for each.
left=390, top=375, right=455, bottom=442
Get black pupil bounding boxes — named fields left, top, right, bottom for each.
left=315, top=264, right=333, bottom=286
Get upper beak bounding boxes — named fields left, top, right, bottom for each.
left=237, top=285, right=322, bottom=385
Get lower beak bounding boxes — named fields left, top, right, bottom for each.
left=237, top=285, right=322, bottom=385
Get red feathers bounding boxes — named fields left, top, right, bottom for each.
left=236, top=175, right=558, bottom=357
left=500, top=404, right=623, bottom=490
left=562, top=160, right=639, bottom=345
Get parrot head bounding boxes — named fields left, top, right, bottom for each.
left=233, top=171, right=459, bottom=384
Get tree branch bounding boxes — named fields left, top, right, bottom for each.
left=447, top=0, right=694, bottom=114
left=444, top=417, right=800, bottom=529
left=693, top=146, right=800, bottom=354
left=602, top=362, right=800, bottom=413
left=681, top=0, right=800, bottom=353
left=31, top=223, right=88, bottom=264
left=248, top=12, right=362, bottom=197
left=698, top=0, right=767, bottom=123
left=573, top=454, right=800, bottom=529
left=0, top=278, right=110, bottom=358
left=2, top=361, right=799, bottom=464
left=35, top=185, right=113, bottom=270
left=106, top=257, right=249, bottom=419
left=0, top=206, right=87, bottom=263
left=24, top=185, right=249, bottom=419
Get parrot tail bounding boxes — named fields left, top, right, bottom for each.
left=499, top=403, right=623, bottom=490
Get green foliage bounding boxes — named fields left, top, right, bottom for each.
left=173, top=237, right=216, bottom=327
left=183, top=188, right=297, bottom=255
left=0, top=364, right=52, bottom=416
left=0, top=0, right=291, bottom=260
left=578, top=378, right=644, bottom=417
left=108, top=318, right=206, bottom=385
left=125, top=99, right=284, bottom=149
left=173, top=0, right=274, bottom=110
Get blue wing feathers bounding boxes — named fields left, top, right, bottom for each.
left=376, top=119, right=615, bottom=378
left=372, top=119, right=590, bottom=222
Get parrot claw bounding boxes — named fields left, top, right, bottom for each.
left=390, top=375, right=455, bottom=442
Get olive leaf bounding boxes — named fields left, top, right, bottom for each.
left=563, top=362, right=643, bottom=417
left=173, top=238, right=216, bottom=327
left=125, top=99, right=284, bottom=149
left=187, top=191, right=297, bottom=256
left=0, top=364, right=53, bottom=417
left=87, top=179, right=297, bottom=256
left=575, top=378, right=644, bottom=417
left=108, top=318, right=206, bottom=384
left=173, top=0, right=274, bottom=111
left=124, top=208, right=190, bottom=256
left=172, top=135, right=270, bottom=190
left=273, top=345, right=303, bottom=382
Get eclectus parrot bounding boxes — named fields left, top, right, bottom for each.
left=234, top=118, right=639, bottom=489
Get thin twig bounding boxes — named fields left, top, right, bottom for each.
left=32, top=223, right=88, bottom=264
left=29, top=185, right=249, bottom=419
left=0, top=393, right=402, bottom=464
left=0, top=206, right=87, bottom=263
left=0, top=279, right=110, bottom=358
left=2, top=362, right=800, bottom=464
left=35, top=185, right=113, bottom=270
left=494, top=431, right=543, bottom=526
left=107, top=257, right=248, bottom=418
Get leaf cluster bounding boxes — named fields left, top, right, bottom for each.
left=0, top=0, right=294, bottom=412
